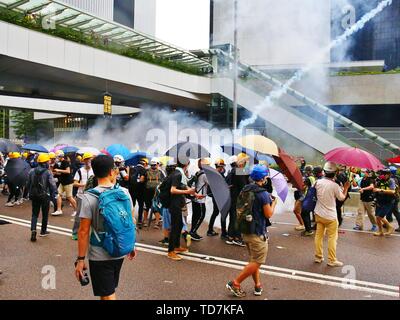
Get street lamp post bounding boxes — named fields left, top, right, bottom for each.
left=233, top=0, right=238, bottom=130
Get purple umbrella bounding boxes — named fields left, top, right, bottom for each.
left=51, top=144, right=68, bottom=153
left=269, top=168, right=289, bottom=202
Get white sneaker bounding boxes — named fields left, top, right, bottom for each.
left=314, top=257, right=324, bottom=264
left=52, top=210, right=63, bottom=216
left=327, top=260, right=344, bottom=267
left=71, top=211, right=77, bottom=217
left=15, top=200, right=23, bottom=205
left=5, top=202, right=14, bottom=207
left=295, top=225, right=305, bottom=231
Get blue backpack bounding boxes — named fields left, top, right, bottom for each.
left=87, top=185, right=136, bottom=257
left=302, top=182, right=318, bottom=212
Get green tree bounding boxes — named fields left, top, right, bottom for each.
left=10, top=111, right=49, bottom=142
left=0, top=108, right=10, bottom=138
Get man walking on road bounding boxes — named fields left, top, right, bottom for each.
left=354, top=169, right=377, bottom=232
left=75, top=155, right=136, bottom=300
left=27, top=153, right=57, bottom=242
left=226, top=165, right=277, bottom=298
left=314, top=162, right=350, bottom=267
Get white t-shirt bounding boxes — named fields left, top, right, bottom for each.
left=314, top=178, right=346, bottom=221
left=74, top=167, right=94, bottom=194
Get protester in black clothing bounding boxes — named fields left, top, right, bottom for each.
left=167, top=160, right=202, bottom=261
left=27, top=154, right=57, bottom=242
left=225, top=153, right=250, bottom=247
left=129, top=158, right=147, bottom=228
left=208, top=159, right=226, bottom=236
left=335, top=167, right=349, bottom=226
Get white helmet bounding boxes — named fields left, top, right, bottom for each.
left=150, top=157, right=159, bottom=165
left=228, top=155, right=238, bottom=165
left=113, top=155, right=124, bottom=163
left=323, top=161, right=337, bottom=173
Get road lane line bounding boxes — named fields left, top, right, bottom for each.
left=1, top=215, right=399, bottom=297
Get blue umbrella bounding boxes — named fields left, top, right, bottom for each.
left=221, top=143, right=275, bottom=164
left=106, top=144, right=131, bottom=160
left=62, top=146, right=79, bottom=154
left=125, top=152, right=151, bottom=167
left=22, top=144, right=48, bottom=153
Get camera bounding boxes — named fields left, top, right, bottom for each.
left=74, top=261, right=90, bottom=286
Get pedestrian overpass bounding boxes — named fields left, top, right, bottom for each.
left=1, top=0, right=399, bottom=159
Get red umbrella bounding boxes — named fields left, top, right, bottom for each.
left=273, top=148, right=304, bottom=190
left=387, top=155, right=400, bottom=164
left=324, top=147, right=384, bottom=171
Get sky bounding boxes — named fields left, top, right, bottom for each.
left=155, top=0, right=210, bottom=50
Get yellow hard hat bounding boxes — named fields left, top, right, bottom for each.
left=10, top=152, right=21, bottom=159
left=141, top=158, right=149, bottom=165
left=200, top=158, right=211, bottom=166
left=23, top=152, right=29, bottom=158
left=37, top=153, right=50, bottom=163
left=55, top=150, right=64, bottom=157
left=237, top=152, right=250, bottom=163
left=215, top=158, right=226, bottom=166
left=76, top=155, right=82, bottom=162
left=82, top=152, right=93, bottom=161
left=49, top=152, right=56, bottom=159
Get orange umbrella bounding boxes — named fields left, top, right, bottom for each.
left=273, top=148, right=304, bottom=190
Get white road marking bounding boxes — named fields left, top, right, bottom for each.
left=1, top=214, right=399, bottom=298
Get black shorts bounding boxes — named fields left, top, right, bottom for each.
left=89, top=259, right=124, bottom=297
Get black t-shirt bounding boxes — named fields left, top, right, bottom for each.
left=230, top=168, right=249, bottom=198
left=57, top=160, right=73, bottom=186
left=130, top=165, right=147, bottom=190
left=169, top=170, right=186, bottom=211
left=360, top=177, right=374, bottom=202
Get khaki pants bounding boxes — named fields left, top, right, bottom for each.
left=355, top=201, right=376, bottom=229
left=314, top=214, right=338, bottom=263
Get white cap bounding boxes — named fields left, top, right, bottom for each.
left=113, top=155, right=124, bottom=162
left=150, top=157, right=159, bottom=165
left=323, top=161, right=337, bottom=173
left=228, top=155, right=238, bottom=164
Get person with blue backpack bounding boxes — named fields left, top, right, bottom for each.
left=75, top=155, right=136, bottom=300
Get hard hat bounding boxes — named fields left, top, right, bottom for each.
left=228, top=155, right=238, bottom=164
left=250, top=165, right=269, bottom=181
left=237, top=153, right=250, bottom=163
left=10, top=152, right=21, bottom=159
left=150, top=157, right=159, bottom=165
left=49, top=152, right=56, bottom=159
left=215, top=158, right=226, bottom=166
left=200, top=157, right=211, bottom=166
left=167, top=158, right=177, bottom=167
left=56, top=150, right=64, bottom=157
left=323, top=161, right=337, bottom=173
left=76, top=155, right=82, bottom=162
left=389, top=166, right=397, bottom=174
left=23, top=152, right=29, bottom=158
left=113, top=155, right=124, bottom=163
left=140, top=158, right=149, bottom=165
left=82, top=152, right=93, bottom=161
left=37, top=153, right=50, bottom=163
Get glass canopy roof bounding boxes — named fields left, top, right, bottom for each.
left=0, top=0, right=212, bottom=70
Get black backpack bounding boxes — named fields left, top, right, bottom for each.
left=159, top=175, right=173, bottom=208
left=188, top=171, right=204, bottom=188
left=30, top=170, right=48, bottom=200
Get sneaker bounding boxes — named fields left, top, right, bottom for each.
left=174, top=247, right=189, bottom=253
left=5, top=202, right=14, bottom=207
left=314, top=257, right=324, bottom=264
left=370, top=225, right=378, bottom=232
left=71, top=234, right=78, bottom=241
left=167, top=252, right=182, bottom=261
left=301, top=230, right=314, bottom=237
left=254, top=286, right=263, bottom=296
left=374, top=231, right=384, bottom=237
left=158, top=238, right=169, bottom=246
left=153, top=224, right=160, bottom=230
left=220, top=234, right=229, bottom=241
left=190, top=233, right=203, bottom=241
left=30, top=231, right=37, bottom=242
left=295, top=225, right=305, bottom=231
left=71, top=211, right=77, bottom=217
left=353, top=226, right=362, bottom=231
left=384, top=224, right=395, bottom=236
left=14, top=199, right=23, bottom=205
left=39, top=231, right=50, bottom=237
left=327, top=260, right=344, bottom=267
left=225, top=238, right=235, bottom=245
left=207, top=230, right=219, bottom=237
left=226, top=281, right=246, bottom=298
left=52, top=210, right=63, bottom=216
left=233, top=240, right=246, bottom=247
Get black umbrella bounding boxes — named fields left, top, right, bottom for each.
left=165, top=142, right=210, bottom=164
left=202, top=165, right=231, bottom=219
left=0, top=139, right=20, bottom=154
left=5, top=158, right=31, bottom=187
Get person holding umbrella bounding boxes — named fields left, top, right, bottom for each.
left=26, top=153, right=57, bottom=242
left=5, top=152, right=24, bottom=207
left=314, top=162, right=350, bottom=267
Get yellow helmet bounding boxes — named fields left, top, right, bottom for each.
left=37, top=153, right=50, bottom=163
left=237, top=152, right=250, bottom=163
left=10, top=152, right=21, bottom=159
left=140, top=158, right=149, bottom=165
left=76, top=155, right=82, bottom=162
left=215, top=158, right=226, bottom=166
left=55, top=150, right=64, bottom=157
left=49, top=152, right=56, bottom=159
left=82, top=152, right=93, bottom=161
left=23, top=152, right=29, bottom=158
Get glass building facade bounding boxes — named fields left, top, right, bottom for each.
left=114, top=0, right=135, bottom=29
left=331, top=0, right=400, bottom=70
